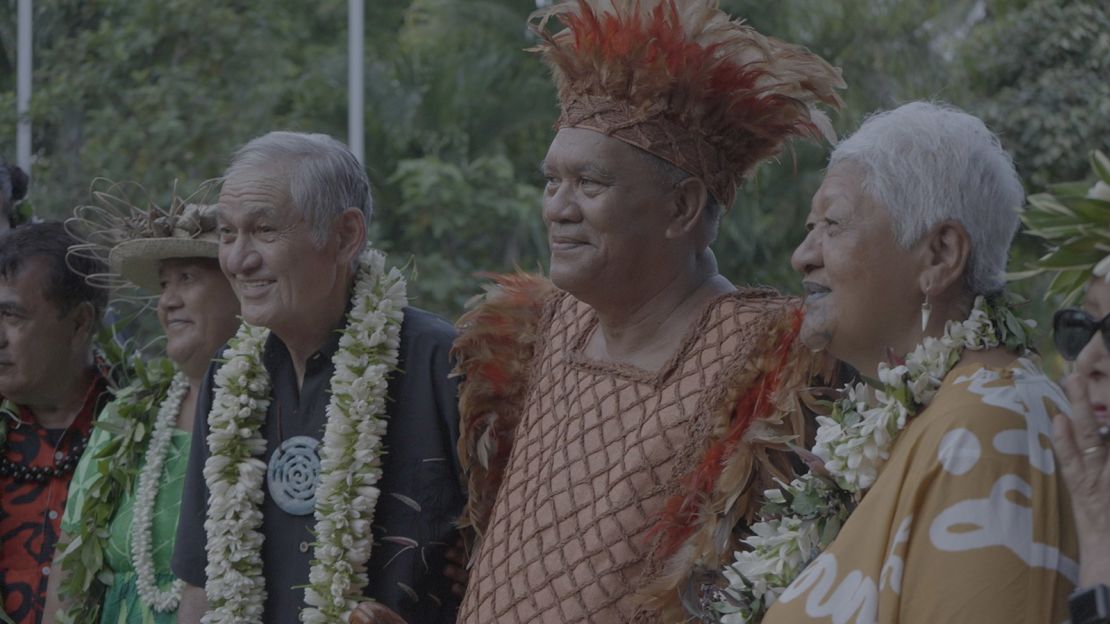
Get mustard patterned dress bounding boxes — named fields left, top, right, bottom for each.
left=763, top=358, right=1079, bottom=624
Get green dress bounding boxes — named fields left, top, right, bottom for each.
left=61, top=425, right=191, bottom=624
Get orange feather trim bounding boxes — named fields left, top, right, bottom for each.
left=647, top=308, right=803, bottom=557
left=637, top=302, right=833, bottom=620
left=451, top=272, right=557, bottom=554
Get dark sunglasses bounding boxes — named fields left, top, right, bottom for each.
left=1053, top=308, right=1110, bottom=361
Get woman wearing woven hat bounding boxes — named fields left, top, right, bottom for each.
left=1021, top=151, right=1110, bottom=624
left=42, top=195, right=240, bottom=623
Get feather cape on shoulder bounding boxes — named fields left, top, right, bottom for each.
left=451, top=274, right=831, bottom=619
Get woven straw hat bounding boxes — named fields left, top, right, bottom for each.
left=67, top=179, right=221, bottom=293
left=108, top=203, right=219, bottom=291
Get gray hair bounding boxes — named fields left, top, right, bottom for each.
left=225, top=131, right=371, bottom=250
left=638, top=149, right=722, bottom=241
left=830, top=101, right=1022, bottom=295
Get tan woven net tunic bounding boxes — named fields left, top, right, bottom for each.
left=458, top=289, right=802, bottom=623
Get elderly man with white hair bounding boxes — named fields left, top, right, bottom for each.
left=728, top=101, right=1079, bottom=623
left=172, top=132, right=463, bottom=624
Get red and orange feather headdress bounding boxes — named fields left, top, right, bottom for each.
left=530, top=0, right=845, bottom=207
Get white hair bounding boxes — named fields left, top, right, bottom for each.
left=830, top=101, right=1023, bottom=295
left=225, top=131, right=371, bottom=251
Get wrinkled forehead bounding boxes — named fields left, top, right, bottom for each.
left=0, top=256, right=54, bottom=307
left=545, top=127, right=644, bottom=173
left=810, top=160, right=877, bottom=215
left=217, top=168, right=295, bottom=223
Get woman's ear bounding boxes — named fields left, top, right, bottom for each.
left=665, top=177, right=709, bottom=240
left=334, top=207, right=367, bottom=265
left=918, top=219, right=971, bottom=296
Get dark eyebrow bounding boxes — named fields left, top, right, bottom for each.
left=0, top=301, right=28, bottom=315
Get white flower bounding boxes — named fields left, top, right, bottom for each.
left=876, top=364, right=907, bottom=391
left=1087, top=180, right=1110, bottom=203
left=131, top=373, right=189, bottom=612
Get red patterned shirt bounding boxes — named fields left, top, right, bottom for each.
left=0, top=374, right=108, bottom=624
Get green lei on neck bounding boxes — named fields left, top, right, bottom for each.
left=50, top=325, right=177, bottom=624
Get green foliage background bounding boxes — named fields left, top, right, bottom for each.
left=2, top=0, right=1107, bottom=324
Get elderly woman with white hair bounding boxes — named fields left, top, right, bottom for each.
left=711, top=102, right=1078, bottom=624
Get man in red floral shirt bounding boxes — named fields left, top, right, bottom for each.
left=0, top=223, right=109, bottom=624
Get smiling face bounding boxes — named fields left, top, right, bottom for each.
left=1074, top=276, right=1110, bottom=427
left=217, top=167, right=347, bottom=341
left=157, top=257, right=241, bottom=379
left=0, top=258, right=90, bottom=404
left=791, top=161, right=923, bottom=375
left=540, top=127, right=679, bottom=304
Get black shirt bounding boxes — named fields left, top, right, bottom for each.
left=172, top=307, right=463, bottom=624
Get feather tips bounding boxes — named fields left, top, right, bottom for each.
left=637, top=303, right=832, bottom=620
left=451, top=272, right=556, bottom=555
left=531, top=0, right=845, bottom=206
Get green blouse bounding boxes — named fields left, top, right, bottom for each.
left=61, top=425, right=191, bottom=624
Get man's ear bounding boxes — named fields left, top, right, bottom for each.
left=666, top=177, right=708, bottom=240
left=334, top=208, right=367, bottom=265
left=918, top=219, right=971, bottom=296
left=69, top=301, right=98, bottom=347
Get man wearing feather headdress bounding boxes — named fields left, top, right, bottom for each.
left=450, top=1, right=845, bottom=622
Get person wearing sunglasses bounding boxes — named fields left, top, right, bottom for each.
left=1024, top=150, right=1110, bottom=624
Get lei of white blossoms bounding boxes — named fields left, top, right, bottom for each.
left=131, top=371, right=189, bottom=613
left=708, top=295, right=1033, bottom=623
left=202, top=249, right=407, bottom=624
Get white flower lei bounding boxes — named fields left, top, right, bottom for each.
left=708, top=295, right=1034, bottom=623
left=201, top=249, right=407, bottom=624
left=131, top=371, right=189, bottom=613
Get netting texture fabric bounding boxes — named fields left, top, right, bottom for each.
left=458, top=290, right=785, bottom=623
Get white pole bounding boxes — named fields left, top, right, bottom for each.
left=16, top=0, right=33, bottom=174
left=348, top=0, right=364, bottom=165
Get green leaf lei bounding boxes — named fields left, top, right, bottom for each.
left=53, top=352, right=177, bottom=624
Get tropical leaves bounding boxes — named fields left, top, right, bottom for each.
left=1014, top=150, right=1110, bottom=305
left=1, top=0, right=1106, bottom=317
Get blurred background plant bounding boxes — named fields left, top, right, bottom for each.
left=1, top=0, right=1107, bottom=328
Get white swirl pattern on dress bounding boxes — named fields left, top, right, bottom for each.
left=937, top=428, right=981, bottom=475
left=777, top=553, right=878, bottom=624
left=928, top=473, right=1079, bottom=584
left=952, top=358, right=1066, bottom=475
left=878, top=516, right=912, bottom=594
